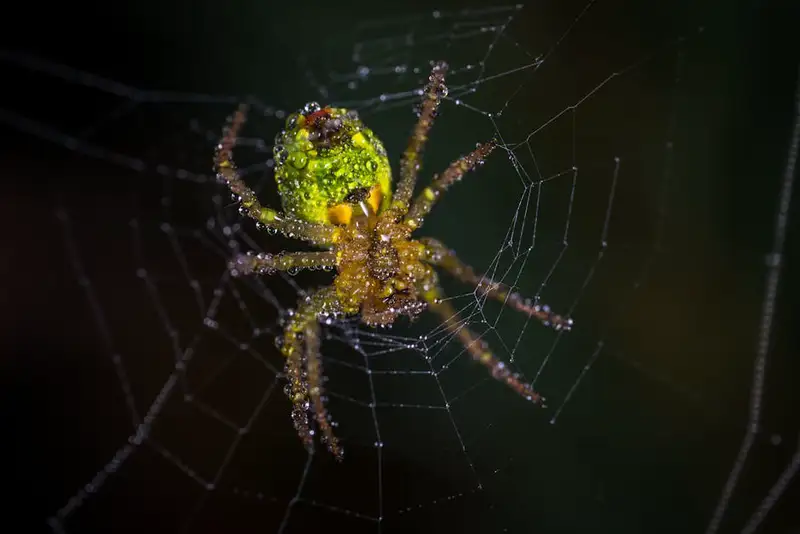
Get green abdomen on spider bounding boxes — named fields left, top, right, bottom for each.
left=273, top=103, right=392, bottom=225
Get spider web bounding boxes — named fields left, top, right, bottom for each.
left=4, top=1, right=799, bottom=533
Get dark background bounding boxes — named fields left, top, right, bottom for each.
left=2, top=0, right=799, bottom=533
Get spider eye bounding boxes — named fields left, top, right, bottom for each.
left=344, top=187, right=371, bottom=203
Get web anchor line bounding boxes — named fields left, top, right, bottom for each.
left=704, top=63, right=800, bottom=534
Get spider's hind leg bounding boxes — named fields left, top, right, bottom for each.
left=419, top=273, right=545, bottom=404
left=280, top=286, right=344, bottom=459
left=420, top=237, right=573, bottom=332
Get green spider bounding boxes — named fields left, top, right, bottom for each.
left=215, top=61, right=573, bottom=460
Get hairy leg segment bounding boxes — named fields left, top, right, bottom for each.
left=421, top=237, right=573, bottom=331
left=417, top=270, right=546, bottom=404
left=280, top=286, right=344, bottom=459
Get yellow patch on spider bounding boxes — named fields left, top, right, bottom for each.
left=326, top=185, right=384, bottom=225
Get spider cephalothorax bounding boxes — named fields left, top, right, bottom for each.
left=334, top=206, right=430, bottom=326
left=217, top=61, right=573, bottom=460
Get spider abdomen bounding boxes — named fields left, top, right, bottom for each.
left=273, top=104, right=393, bottom=225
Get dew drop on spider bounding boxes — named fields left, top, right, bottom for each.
left=274, top=146, right=288, bottom=165
left=303, top=101, right=321, bottom=114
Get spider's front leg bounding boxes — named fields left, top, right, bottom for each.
left=280, top=286, right=344, bottom=459
left=421, top=237, right=573, bottom=331
left=404, top=141, right=496, bottom=229
left=418, top=270, right=545, bottom=404
left=215, top=104, right=338, bottom=247
left=391, top=61, right=449, bottom=213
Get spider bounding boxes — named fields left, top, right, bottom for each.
left=214, top=61, right=573, bottom=460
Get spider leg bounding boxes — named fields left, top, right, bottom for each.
left=229, top=250, right=336, bottom=277
left=281, top=286, right=344, bottom=459
left=419, top=272, right=545, bottom=404
left=391, top=61, right=449, bottom=213
left=216, top=104, right=338, bottom=247
left=420, top=237, right=573, bottom=332
left=404, top=141, right=496, bottom=229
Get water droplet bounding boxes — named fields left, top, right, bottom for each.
left=303, top=101, right=321, bottom=114
left=288, top=151, right=307, bottom=169
left=274, top=145, right=288, bottom=165
left=286, top=112, right=300, bottom=129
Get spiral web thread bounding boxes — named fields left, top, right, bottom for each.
left=2, top=2, right=797, bottom=533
